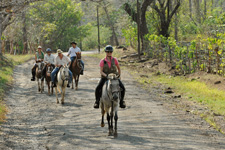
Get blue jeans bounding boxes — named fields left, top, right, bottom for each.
left=70, top=56, right=84, bottom=70
left=51, top=67, right=72, bottom=83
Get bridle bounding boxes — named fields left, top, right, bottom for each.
left=60, top=66, right=69, bottom=86
left=106, top=79, right=120, bottom=101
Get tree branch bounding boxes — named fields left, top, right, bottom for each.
left=123, top=3, right=137, bottom=23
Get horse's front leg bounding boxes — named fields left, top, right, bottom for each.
left=37, top=79, right=40, bottom=92
left=55, top=86, right=59, bottom=104
left=75, top=75, right=80, bottom=90
left=101, top=103, right=105, bottom=127
left=48, top=82, right=50, bottom=95
left=41, top=80, right=44, bottom=93
left=72, top=76, right=74, bottom=89
left=107, top=113, right=112, bottom=136
left=61, top=87, right=65, bottom=105
left=114, top=111, right=118, bottom=137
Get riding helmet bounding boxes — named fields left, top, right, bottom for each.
left=105, top=45, right=113, bottom=52
left=46, top=48, right=52, bottom=52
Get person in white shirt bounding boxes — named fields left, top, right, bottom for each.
left=67, top=41, right=84, bottom=75
left=41, top=48, right=55, bottom=80
left=51, top=49, right=73, bottom=87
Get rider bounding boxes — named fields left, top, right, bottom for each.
left=41, top=48, right=55, bottom=80
left=51, top=49, right=73, bottom=88
left=31, top=46, right=44, bottom=81
left=67, top=41, right=84, bottom=75
left=94, top=45, right=126, bottom=109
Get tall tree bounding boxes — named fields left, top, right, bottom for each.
left=152, top=0, right=181, bottom=38
left=0, top=0, right=42, bottom=55
left=124, top=0, right=154, bottom=51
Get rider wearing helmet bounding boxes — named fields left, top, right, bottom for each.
left=94, top=45, right=126, bottom=109
left=31, top=46, right=44, bottom=81
left=41, top=48, right=55, bottom=80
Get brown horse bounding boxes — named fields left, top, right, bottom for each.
left=70, top=52, right=82, bottom=90
left=45, top=63, right=54, bottom=95
left=36, top=60, right=44, bottom=93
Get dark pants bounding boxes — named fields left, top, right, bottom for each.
left=95, top=78, right=125, bottom=103
left=31, top=64, right=37, bottom=78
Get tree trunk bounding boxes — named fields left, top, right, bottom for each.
left=102, top=2, right=119, bottom=46
left=22, top=11, right=28, bottom=54
left=175, top=0, right=178, bottom=41
left=195, top=0, right=201, bottom=24
left=0, top=15, right=2, bottom=56
left=189, top=0, right=192, bottom=19
left=204, top=0, right=207, bottom=20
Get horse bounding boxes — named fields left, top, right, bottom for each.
left=100, top=74, right=121, bottom=137
left=35, top=60, right=44, bottom=93
left=55, top=65, right=69, bottom=104
left=45, top=63, right=54, bottom=95
left=70, top=52, right=82, bottom=90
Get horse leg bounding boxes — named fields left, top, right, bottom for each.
left=101, top=103, right=105, bottom=127
left=41, top=80, right=44, bottom=93
left=110, top=108, right=114, bottom=136
left=114, top=111, right=118, bottom=137
left=55, top=87, right=59, bottom=104
left=48, top=82, right=50, bottom=95
left=72, top=76, right=74, bottom=89
left=38, top=79, right=40, bottom=92
left=51, top=82, right=53, bottom=95
left=107, top=113, right=112, bottom=136
left=61, top=87, right=65, bottom=105
left=75, top=75, right=80, bottom=90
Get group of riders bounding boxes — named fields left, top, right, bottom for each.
left=31, top=42, right=126, bottom=109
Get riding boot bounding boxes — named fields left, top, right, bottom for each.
left=119, top=100, right=126, bottom=108
left=31, top=71, right=35, bottom=81
left=67, top=83, right=70, bottom=88
left=94, top=99, right=100, bottom=109
left=52, top=81, right=56, bottom=87
left=80, top=69, right=84, bottom=75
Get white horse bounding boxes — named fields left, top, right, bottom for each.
left=100, top=74, right=121, bottom=137
left=36, top=61, right=44, bottom=93
left=55, top=65, right=69, bottom=104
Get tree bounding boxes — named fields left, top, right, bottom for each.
left=123, top=0, right=154, bottom=51
left=0, top=0, right=42, bottom=55
left=152, top=0, right=180, bottom=38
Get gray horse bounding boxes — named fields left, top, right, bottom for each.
left=100, top=74, right=121, bottom=137
left=55, top=65, right=69, bottom=104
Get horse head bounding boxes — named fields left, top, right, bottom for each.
left=107, top=74, right=120, bottom=101
left=36, top=61, right=44, bottom=75
left=46, top=64, right=53, bottom=77
left=61, top=65, right=69, bottom=81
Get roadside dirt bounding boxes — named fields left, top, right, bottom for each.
left=0, top=56, right=225, bottom=150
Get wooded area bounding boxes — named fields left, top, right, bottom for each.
left=1, top=0, right=225, bottom=75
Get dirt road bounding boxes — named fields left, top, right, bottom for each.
left=0, top=56, right=225, bottom=150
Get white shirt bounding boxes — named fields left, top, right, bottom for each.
left=44, top=54, right=55, bottom=64
left=55, top=55, right=71, bottom=66
left=68, top=46, right=81, bottom=57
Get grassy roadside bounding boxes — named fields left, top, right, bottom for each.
left=0, top=54, right=33, bottom=123
left=86, top=48, right=225, bottom=134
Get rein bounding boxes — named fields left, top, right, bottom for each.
left=60, top=67, right=69, bottom=87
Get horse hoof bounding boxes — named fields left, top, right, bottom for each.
left=75, top=87, right=78, bottom=90
left=108, top=132, right=113, bottom=136
left=57, top=100, right=59, bottom=104
left=101, top=123, right=105, bottom=127
left=61, top=102, right=64, bottom=105
left=114, top=131, right=118, bottom=137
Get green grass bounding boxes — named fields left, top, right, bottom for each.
left=0, top=54, right=33, bottom=123
left=152, top=75, right=225, bottom=116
